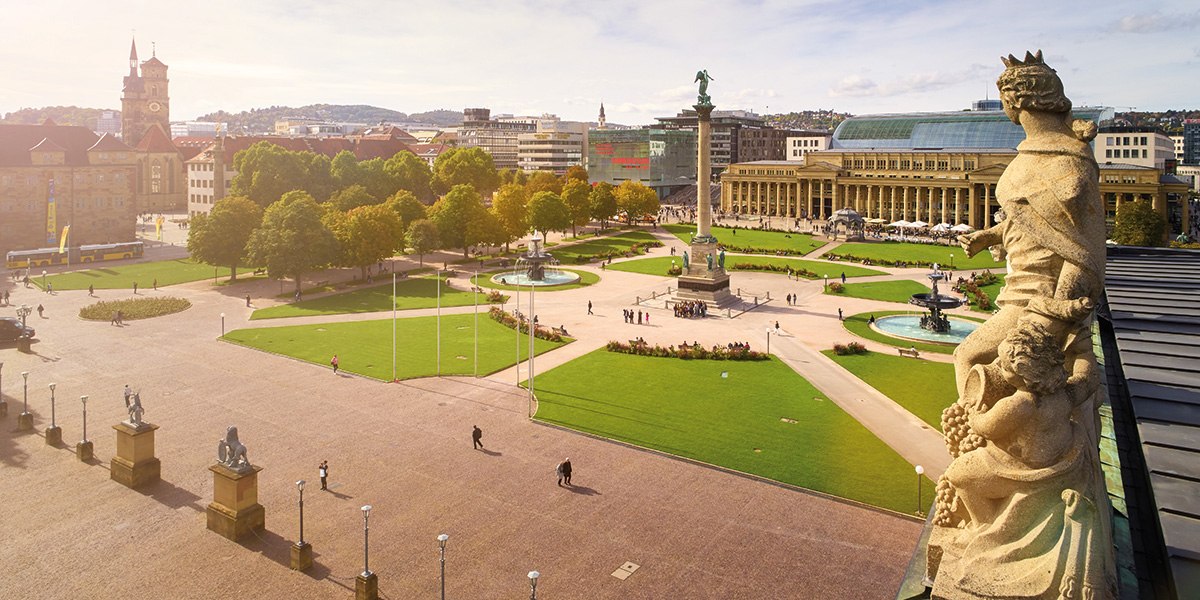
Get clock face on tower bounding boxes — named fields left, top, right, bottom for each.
left=148, top=101, right=162, bottom=113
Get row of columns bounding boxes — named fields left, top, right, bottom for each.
left=722, top=179, right=999, bottom=230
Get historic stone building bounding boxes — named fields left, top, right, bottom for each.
left=134, top=123, right=187, bottom=212
left=0, top=122, right=137, bottom=257
left=121, top=39, right=170, bottom=149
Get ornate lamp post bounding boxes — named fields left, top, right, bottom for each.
left=45, top=382, right=61, bottom=446
left=220, top=312, right=226, bottom=336
left=437, top=533, right=449, bottom=600
left=41, top=269, right=47, bottom=289
left=915, top=464, right=926, bottom=517
left=76, top=395, right=93, bottom=461
left=17, top=370, right=32, bottom=431
left=297, top=480, right=307, bottom=544
left=17, top=304, right=30, bottom=327
left=356, top=504, right=378, bottom=600
left=528, top=570, right=540, bottom=600
left=361, top=504, right=372, bottom=576
left=290, top=479, right=313, bottom=571
left=0, top=361, right=6, bottom=418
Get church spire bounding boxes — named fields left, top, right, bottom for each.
left=129, top=37, right=139, bottom=76
left=598, top=102, right=607, bottom=129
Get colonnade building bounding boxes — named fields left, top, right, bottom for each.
left=719, top=107, right=1192, bottom=236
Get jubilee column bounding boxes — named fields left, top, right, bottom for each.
left=676, top=69, right=734, bottom=306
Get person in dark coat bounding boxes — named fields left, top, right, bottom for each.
left=472, top=425, right=484, bottom=450
left=556, top=458, right=573, bottom=486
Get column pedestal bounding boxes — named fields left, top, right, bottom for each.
left=76, top=440, right=93, bottom=461
left=206, top=464, right=265, bottom=541
left=111, top=422, right=161, bottom=488
left=44, top=425, right=62, bottom=446
left=291, top=542, right=314, bottom=571
left=676, top=241, right=735, bottom=306
left=17, top=412, right=34, bottom=431
left=356, top=572, right=379, bottom=600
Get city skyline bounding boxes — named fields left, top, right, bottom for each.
left=2, top=0, right=1198, bottom=126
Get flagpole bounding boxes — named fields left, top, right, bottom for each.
left=473, top=270, right=478, bottom=378
left=514, top=267, right=520, bottom=387
left=436, top=269, right=441, bottom=376
left=392, top=271, right=396, bottom=382
left=528, top=279, right=535, bottom=414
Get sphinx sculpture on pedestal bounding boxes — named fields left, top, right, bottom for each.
left=928, top=51, right=1116, bottom=599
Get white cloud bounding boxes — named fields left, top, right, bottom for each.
left=1111, top=11, right=1200, bottom=33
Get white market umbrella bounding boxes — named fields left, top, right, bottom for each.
left=951, top=223, right=974, bottom=233
left=910, top=220, right=929, bottom=228
left=888, top=220, right=913, bottom=228
left=931, top=223, right=951, bottom=232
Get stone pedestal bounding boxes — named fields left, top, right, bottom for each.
left=17, top=411, right=34, bottom=431
left=110, top=422, right=161, bottom=488
left=291, top=542, right=314, bottom=571
left=676, top=241, right=736, bottom=306
left=44, top=425, right=62, bottom=446
left=206, top=463, right=265, bottom=542
left=0, top=400, right=8, bottom=418
left=75, top=440, right=93, bottom=462
left=355, top=572, right=379, bottom=600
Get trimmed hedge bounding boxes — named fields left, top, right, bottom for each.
left=79, top=297, right=191, bottom=321
left=606, top=340, right=769, bottom=361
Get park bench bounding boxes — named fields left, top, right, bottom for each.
left=897, top=347, right=921, bottom=359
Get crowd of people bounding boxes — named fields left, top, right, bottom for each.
left=623, top=308, right=648, bottom=324
left=673, top=300, right=707, bottom=318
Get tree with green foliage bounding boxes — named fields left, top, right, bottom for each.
left=330, top=150, right=364, bottom=189
left=304, top=153, right=336, bottom=202
left=491, top=183, right=529, bottom=251
left=384, top=151, right=434, bottom=203
left=1111, top=199, right=1165, bottom=247
left=230, top=142, right=308, bottom=207
left=428, top=184, right=487, bottom=257
left=433, top=147, right=500, bottom=196
left=328, top=184, right=378, bottom=212
left=406, top=219, right=440, bottom=265
left=615, top=180, right=659, bottom=224
left=385, top=190, right=427, bottom=236
left=327, top=204, right=403, bottom=279
left=527, top=191, right=571, bottom=234
left=561, top=179, right=592, bottom=236
left=526, top=171, right=562, bottom=196
left=564, top=165, right=589, bottom=184
left=466, top=210, right=508, bottom=254
left=589, top=181, right=618, bottom=228
left=186, top=196, right=263, bottom=281
left=245, top=191, right=339, bottom=294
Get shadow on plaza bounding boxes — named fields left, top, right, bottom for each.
left=138, top=477, right=205, bottom=513
left=0, top=407, right=31, bottom=469
left=565, top=484, right=601, bottom=496
left=238, top=528, right=337, bottom=584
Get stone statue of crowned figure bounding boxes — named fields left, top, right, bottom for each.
left=927, top=50, right=1116, bottom=599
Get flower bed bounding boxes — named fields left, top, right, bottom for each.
left=832, top=341, right=868, bottom=355
left=488, top=307, right=567, bottom=342
left=573, top=240, right=664, bottom=264
left=730, top=262, right=819, bottom=278
left=79, top=297, right=192, bottom=321
left=606, top=340, right=769, bottom=361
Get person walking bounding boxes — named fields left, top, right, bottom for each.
left=245, top=295, right=251, bottom=307
left=153, top=279, right=158, bottom=291
left=88, top=284, right=94, bottom=297
left=841, top=272, right=846, bottom=284
left=330, top=354, right=340, bottom=375
left=132, top=282, right=138, bottom=294
left=46, top=283, right=52, bottom=294
left=556, top=458, right=573, bottom=487
left=37, top=304, right=44, bottom=318
left=838, top=308, right=843, bottom=321
left=472, top=425, right=484, bottom=450
left=637, top=310, right=642, bottom=325
left=124, top=385, right=133, bottom=408
left=587, top=300, right=593, bottom=315
left=319, top=461, right=329, bottom=490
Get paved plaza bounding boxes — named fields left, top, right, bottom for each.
left=0, top=223, right=994, bottom=598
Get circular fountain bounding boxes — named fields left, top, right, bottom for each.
left=872, top=264, right=979, bottom=345
left=492, top=231, right=581, bottom=287
left=908, top=265, right=963, bottom=332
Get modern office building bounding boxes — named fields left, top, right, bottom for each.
left=587, top=128, right=697, bottom=198
left=1183, top=119, right=1200, bottom=165
left=458, top=108, right=536, bottom=170
left=1171, top=134, right=1185, bottom=163
left=719, top=106, right=1191, bottom=237
left=95, top=111, right=121, bottom=136
left=785, top=133, right=832, bottom=162
left=517, top=118, right=587, bottom=174
left=1095, top=126, right=1175, bottom=170
left=738, top=127, right=806, bottom=163
left=655, top=109, right=765, bottom=178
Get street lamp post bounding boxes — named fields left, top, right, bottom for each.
left=17, top=370, right=32, bottom=431
left=220, top=312, right=226, bottom=336
left=44, top=382, right=61, bottom=446
left=355, top=504, right=378, bottom=600
left=290, top=479, right=313, bottom=571
left=297, top=480, right=306, bottom=544
left=528, top=570, right=540, bottom=600
left=823, top=274, right=829, bottom=292
left=437, top=533, right=449, bottom=600
left=0, top=361, right=6, bottom=418
left=41, top=270, right=47, bottom=289
left=915, top=464, right=926, bottom=516
left=765, top=328, right=772, bottom=355
left=950, top=253, right=955, bottom=269
left=17, top=304, right=31, bottom=327
left=48, top=383, right=56, bottom=427
left=77, top=395, right=93, bottom=461
left=361, top=504, right=373, bottom=577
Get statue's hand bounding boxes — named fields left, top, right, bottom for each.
left=959, top=232, right=992, bottom=257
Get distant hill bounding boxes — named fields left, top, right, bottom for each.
left=194, top=104, right=463, bottom=133
left=1113, top=110, right=1200, bottom=135
left=766, top=110, right=852, bottom=132
left=1, top=106, right=117, bottom=129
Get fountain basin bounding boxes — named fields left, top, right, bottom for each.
left=492, top=270, right=581, bottom=287
left=872, top=315, right=979, bottom=345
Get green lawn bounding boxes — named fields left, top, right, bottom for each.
left=471, top=269, right=599, bottom=292
left=550, top=230, right=660, bottom=263
left=606, top=255, right=883, bottom=278
left=827, top=280, right=932, bottom=303
left=823, top=350, right=955, bottom=430
left=663, top=223, right=825, bottom=255
left=829, top=241, right=1003, bottom=269
left=38, top=259, right=254, bottom=290
left=534, top=349, right=934, bottom=514
left=251, top=276, right=497, bottom=320
left=841, top=310, right=985, bottom=355
left=223, top=313, right=566, bottom=380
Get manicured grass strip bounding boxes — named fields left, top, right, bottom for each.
left=606, top=255, right=883, bottom=278
left=471, top=269, right=599, bottom=292
left=79, top=297, right=191, bottom=321
left=39, top=259, right=254, bottom=290
left=828, top=241, right=1002, bottom=269
left=841, top=310, right=984, bottom=355
left=827, top=280, right=933, bottom=303
left=662, top=223, right=825, bottom=255
left=224, top=313, right=566, bottom=380
left=533, top=349, right=934, bottom=514
left=823, top=350, right=955, bottom=430
left=251, top=276, right=499, bottom=320
left=550, top=230, right=659, bottom=263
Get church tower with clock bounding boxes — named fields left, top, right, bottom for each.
left=121, top=38, right=170, bottom=147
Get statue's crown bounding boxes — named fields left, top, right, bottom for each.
left=1001, top=50, right=1045, bottom=69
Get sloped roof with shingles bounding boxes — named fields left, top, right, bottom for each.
left=0, top=123, right=99, bottom=166
left=135, top=124, right=181, bottom=155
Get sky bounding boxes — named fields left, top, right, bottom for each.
left=2, top=0, right=1198, bottom=126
